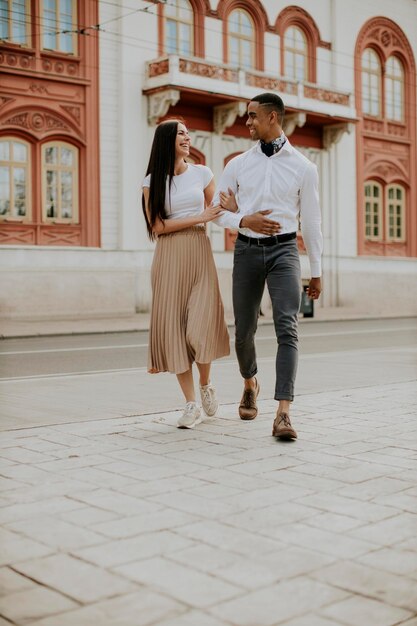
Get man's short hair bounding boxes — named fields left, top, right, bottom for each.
left=251, top=93, right=285, bottom=124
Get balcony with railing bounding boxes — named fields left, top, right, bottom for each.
left=143, top=55, right=356, bottom=128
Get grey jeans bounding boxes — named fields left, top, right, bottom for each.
left=232, top=236, right=301, bottom=402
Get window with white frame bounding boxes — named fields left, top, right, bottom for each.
left=228, top=9, right=254, bottom=69
left=283, top=26, right=307, bottom=81
left=361, top=48, right=381, bottom=116
left=42, top=0, right=77, bottom=54
left=0, top=0, right=30, bottom=45
left=386, top=184, right=405, bottom=241
left=0, top=138, right=30, bottom=220
left=42, top=142, right=78, bottom=223
left=364, top=181, right=382, bottom=240
left=385, top=56, right=404, bottom=122
left=164, top=0, right=193, bottom=56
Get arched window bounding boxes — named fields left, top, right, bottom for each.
left=385, top=56, right=404, bottom=122
left=41, top=0, right=77, bottom=53
left=0, top=0, right=31, bottom=45
left=386, top=184, right=406, bottom=241
left=283, top=26, right=308, bottom=81
left=228, top=9, right=254, bottom=69
left=361, top=49, right=381, bottom=116
left=0, top=138, right=30, bottom=220
left=42, top=142, right=78, bottom=223
left=164, top=0, right=193, bottom=55
left=364, top=181, right=382, bottom=240
left=276, top=7, right=328, bottom=83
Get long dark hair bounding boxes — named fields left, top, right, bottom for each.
left=142, top=119, right=183, bottom=240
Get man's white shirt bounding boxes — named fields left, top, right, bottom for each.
left=213, top=139, right=323, bottom=277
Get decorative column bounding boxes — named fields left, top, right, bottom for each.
left=323, top=122, right=353, bottom=306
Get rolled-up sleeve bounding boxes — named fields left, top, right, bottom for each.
left=300, top=163, right=323, bottom=277
left=212, top=158, right=242, bottom=230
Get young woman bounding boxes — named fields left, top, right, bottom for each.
left=142, top=119, right=230, bottom=429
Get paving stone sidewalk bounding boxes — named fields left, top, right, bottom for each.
left=0, top=381, right=417, bottom=626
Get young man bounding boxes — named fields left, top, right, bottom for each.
left=214, top=92, right=323, bottom=440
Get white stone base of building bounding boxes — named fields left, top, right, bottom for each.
left=1, top=248, right=416, bottom=320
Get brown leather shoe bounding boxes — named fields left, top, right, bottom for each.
left=272, top=412, right=297, bottom=440
left=239, top=379, right=260, bottom=420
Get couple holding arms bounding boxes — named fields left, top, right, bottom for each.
left=142, top=92, right=323, bottom=440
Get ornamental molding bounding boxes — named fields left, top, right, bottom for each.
left=363, top=118, right=384, bottom=133
left=213, top=101, right=247, bottom=135
left=1, top=110, right=71, bottom=134
left=304, top=85, right=350, bottom=106
left=61, top=105, right=81, bottom=126
left=29, top=83, right=50, bottom=95
left=355, top=17, right=415, bottom=68
left=398, top=158, right=409, bottom=174
left=387, top=122, right=407, bottom=138
left=323, top=122, right=354, bottom=149
left=148, top=59, right=169, bottom=78
left=147, top=89, right=180, bottom=125
left=0, top=51, right=35, bottom=70
left=179, top=58, right=238, bottom=82
left=0, top=96, right=15, bottom=110
left=283, top=112, right=306, bottom=137
left=245, top=73, right=297, bottom=96
left=366, top=158, right=407, bottom=181
left=41, top=58, right=79, bottom=76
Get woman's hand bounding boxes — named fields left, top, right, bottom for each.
left=200, top=205, right=223, bottom=223
left=220, top=188, right=238, bottom=213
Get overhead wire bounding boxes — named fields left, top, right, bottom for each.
left=3, top=0, right=416, bottom=72
left=1, top=1, right=417, bottom=111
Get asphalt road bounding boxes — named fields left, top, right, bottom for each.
left=1, top=317, right=416, bottom=429
left=1, top=318, right=416, bottom=380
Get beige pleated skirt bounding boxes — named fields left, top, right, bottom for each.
left=148, top=226, right=230, bottom=374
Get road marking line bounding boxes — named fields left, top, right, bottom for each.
left=1, top=326, right=415, bottom=356
left=1, top=346, right=415, bottom=382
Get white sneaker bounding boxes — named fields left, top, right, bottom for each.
left=177, top=402, right=202, bottom=429
left=200, top=383, right=218, bottom=417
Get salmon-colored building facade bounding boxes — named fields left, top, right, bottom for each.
left=0, top=1, right=100, bottom=247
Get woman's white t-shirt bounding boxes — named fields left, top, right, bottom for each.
left=142, top=164, right=213, bottom=220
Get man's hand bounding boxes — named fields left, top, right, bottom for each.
left=220, top=188, right=238, bottom=213
left=241, top=211, right=281, bottom=235
left=307, top=277, right=322, bottom=300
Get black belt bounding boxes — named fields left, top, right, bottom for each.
left=237, top=232, right=297, bottom=246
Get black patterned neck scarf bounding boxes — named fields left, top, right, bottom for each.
left=260, top=133, right=287, bottom=157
